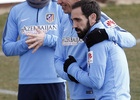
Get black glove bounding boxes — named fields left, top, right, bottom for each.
left=68, top=74, right=79, bottom=83
left=86, top=28, right=108, bottom=48
left=64, top=56, right=76, bottom=73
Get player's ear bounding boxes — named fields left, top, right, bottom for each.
left=88, top=13, right=96, bottom=26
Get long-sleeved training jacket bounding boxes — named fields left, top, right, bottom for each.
left=67, top=21, right=130, bottom=100
left=2, top=0, right=66, bottom=84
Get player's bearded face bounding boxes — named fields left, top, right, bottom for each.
left=75, top=19, right=91, bottom=39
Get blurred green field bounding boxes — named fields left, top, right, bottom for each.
left=0, top=4, right=140, bottom=100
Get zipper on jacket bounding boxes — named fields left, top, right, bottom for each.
left=36, top=9, right=39, bottom=23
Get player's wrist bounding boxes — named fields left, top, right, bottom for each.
left=63, top=56, right=76, bottom=73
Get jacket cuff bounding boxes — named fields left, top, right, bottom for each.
left=22, top=37, right=28, bottom=50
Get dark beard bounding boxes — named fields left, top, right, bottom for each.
left=75, top=20, right=91, bottom=39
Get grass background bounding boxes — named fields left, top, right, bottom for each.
left=0, top=4, right=140, bottom=100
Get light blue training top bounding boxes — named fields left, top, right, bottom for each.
left=2, top=1, right=66, bottom=84
left=67, top=21, right=131, bottom=100
left=54, top=12, right=135, bottom=99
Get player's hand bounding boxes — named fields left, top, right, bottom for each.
left=86, top=28, right=108, bottom=48
left=64, top=56, right=76, bottom=73
left=25, top=26, right=45, bottom=53
left=26, top=35, right=35, bottom=46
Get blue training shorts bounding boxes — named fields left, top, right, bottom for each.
left=18, top=82, right=66, bottom=100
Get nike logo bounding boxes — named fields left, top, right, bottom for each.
left=21, top=18, right=30, bottom=22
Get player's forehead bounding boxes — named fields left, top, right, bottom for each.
left=71, top=7, right=82, bottom=16
left=71, top=7, right=85, bottom=20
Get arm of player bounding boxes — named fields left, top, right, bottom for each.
left=101, top=11, right=136, bottom=48
left=105, top=27, right=136, bottom=48
left=67, top=42, right=107, bottom=89
left=2, top=8, right=29, bottom=56
left=54, top=37, right=71, bottom=81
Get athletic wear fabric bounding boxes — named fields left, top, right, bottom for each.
left=18, top=82, right=66, bottom=100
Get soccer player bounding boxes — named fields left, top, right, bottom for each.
left=64, top=0, right=131, bottom=99
left=2, top=0, right=67, bottom=100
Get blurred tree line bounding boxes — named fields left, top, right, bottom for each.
left=96, top=0, right=116, bottom=3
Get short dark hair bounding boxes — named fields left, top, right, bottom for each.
left=72, top=0, right=101, bottom=22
